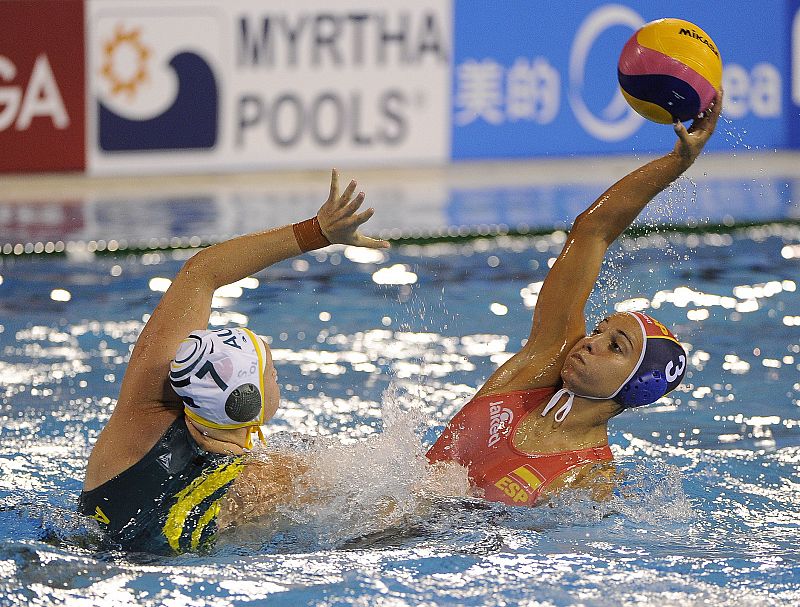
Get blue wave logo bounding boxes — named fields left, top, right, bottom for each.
left=98, top=51, right=218, bottom=152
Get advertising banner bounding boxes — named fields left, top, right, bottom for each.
left=789, top=0, right=800, bottom=147
left=0, top=0, right=85, bottom=172
left=451, top=1, right=787, bottom=159
left=86, top=0, right=452, bottom=175
left=2, top=0, right=797, bottom=175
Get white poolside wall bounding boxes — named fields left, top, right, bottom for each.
left=0, top=151, right=798, bottom=252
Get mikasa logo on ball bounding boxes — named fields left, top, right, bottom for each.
left=678, top=27, right=719, bottom=58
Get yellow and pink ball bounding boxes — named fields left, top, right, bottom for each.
left=618, top=18, right=722, bottom=124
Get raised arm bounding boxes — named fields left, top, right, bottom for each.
left=116, top=169, right=389, bottom=413
left=478, top=93, right=722, bottom=395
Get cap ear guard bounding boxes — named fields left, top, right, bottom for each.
left=225, top=383, right=262, bottom=422
left=615, top=368, right=669, bottom=407
left=611, top=312, right=687, bottom=408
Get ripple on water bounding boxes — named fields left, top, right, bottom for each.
left=0, top=229, right=799, bottom=605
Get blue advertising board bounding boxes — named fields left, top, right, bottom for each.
left=452, top=1, right=789, bottom=159
left=788, top=0, right=800, bottom=148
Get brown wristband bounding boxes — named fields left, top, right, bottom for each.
left=292, top=217, right=331, bottom=252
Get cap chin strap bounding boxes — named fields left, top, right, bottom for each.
left=244, top=426, right=266, bottom=450
left=543, top=311, right=649, bottom=423
left=540, top=387, right=612, bottom=423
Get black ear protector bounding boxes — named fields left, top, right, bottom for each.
left=225, top=383, right=262, bottom=422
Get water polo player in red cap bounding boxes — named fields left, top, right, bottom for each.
left=428, top=91, right=722, bottom=505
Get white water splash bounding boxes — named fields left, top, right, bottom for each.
left=250, top=386, right=472, bottom=549
left=609, top=460, right=693, bottom=525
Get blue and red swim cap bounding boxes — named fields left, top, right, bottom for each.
left=541, top=311, right=688, bottom=423
left=609, top=311, right=687, bottom=408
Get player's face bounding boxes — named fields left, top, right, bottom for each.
left=561, top=314, right=643, bottom=399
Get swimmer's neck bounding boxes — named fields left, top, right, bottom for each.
left=185, top=418, right=248, bottom=456
left=514, top=395, right=615, bottom=453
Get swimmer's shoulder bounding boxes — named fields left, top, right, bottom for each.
left=83, top=407, right=181, bottom=491
left=476, top=328, right=585, bottom=397
left=542, top=459, right=620, bottom=503
left=217, top=451, right=312, bottom=530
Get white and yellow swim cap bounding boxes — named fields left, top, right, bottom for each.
left=169, top=327, right=268, bottom=447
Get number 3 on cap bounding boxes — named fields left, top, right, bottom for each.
left=665, top=355, right=686, bottom=383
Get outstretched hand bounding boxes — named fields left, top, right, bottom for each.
left=317, top=169, right=390, bottom=249
left=672, top=89, right=723, bottom=166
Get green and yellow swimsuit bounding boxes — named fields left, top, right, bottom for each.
left=78, top=416, right=243, bottom=554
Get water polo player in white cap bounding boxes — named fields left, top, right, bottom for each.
left=79, top=170, right=389, bottom=554
left=428, top=91, right=722, bottom=505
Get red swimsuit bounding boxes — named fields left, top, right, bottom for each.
left=426, top=387, right=613, bottom=506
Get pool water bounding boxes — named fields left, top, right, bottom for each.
left=1, top=217, right=799, bottom=605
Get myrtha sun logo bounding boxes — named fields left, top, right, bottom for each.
left=100, top=26, right=150, bottom=98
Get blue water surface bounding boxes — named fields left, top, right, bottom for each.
left=0, top=209, right=799, bottom=605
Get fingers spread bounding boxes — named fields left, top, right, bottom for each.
left=691, top=90, right=723, bottom=134
left=354, top=207, right=375, bottom=226
left=319, top=170, right=385, bottom=247
left=704, top=91, right=723, bottom=132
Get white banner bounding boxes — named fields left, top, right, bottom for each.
left=86, top=0, right=451, bottom=175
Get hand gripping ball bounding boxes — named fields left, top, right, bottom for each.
left=617, top=18, right=722, bottom=124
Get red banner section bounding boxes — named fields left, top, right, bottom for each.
left=0, top=0, right=85, bottom=172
